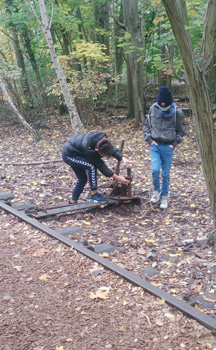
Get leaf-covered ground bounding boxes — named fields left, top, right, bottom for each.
left=0, top=111, right=216, bottom=350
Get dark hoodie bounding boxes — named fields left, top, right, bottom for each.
left=62, top=132, right=123, bottom=177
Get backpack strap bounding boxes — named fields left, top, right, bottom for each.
left=147, top=114, right=151, bottom=130
left=174, top=105, right=176, bottom=129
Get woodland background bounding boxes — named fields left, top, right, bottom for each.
left=1, top=0, right=216, bottom=228
left=1, top=0, right=215, bottom=126
left=1, top=1, right=216, bottom=349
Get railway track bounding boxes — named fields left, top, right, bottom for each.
left=1, top=198, right=216, bottom=332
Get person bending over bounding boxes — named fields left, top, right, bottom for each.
left=62, top=131, right=131, bottom=203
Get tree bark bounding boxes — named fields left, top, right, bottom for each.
left=123, top=0, right=144, bottom=126
left=22, top=26, right=49, bottom=109
left=93, top=0, right=110, bottom=54
left=162, top=0, right=216, bottom=227
left=112, top=1, right=124, bottom=106
left=5, top=0, right=33, bottom=107
left=141, top=0, right=147, bottom=116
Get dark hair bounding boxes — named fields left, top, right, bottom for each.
left=96, top=138, right=113, bottom=157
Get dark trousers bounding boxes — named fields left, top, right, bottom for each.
left=62, top=154, right=97, bottom=200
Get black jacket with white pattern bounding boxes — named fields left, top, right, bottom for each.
left=62, top=132, right=123, bottom=177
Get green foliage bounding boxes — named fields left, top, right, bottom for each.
left=68, top=40, right=109, bottom=63
left=0, top=0, right=210, bottom=118
left=50, top=40, right=111, bottom=103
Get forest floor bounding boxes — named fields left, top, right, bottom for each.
left=0, top=108, right=216, bottom=350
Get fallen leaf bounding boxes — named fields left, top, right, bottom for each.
left=39, top=273, right=52, bottom=281
left=32, top=248, right=50, bottom=257
left=13, top=266, right=22, bottom=272
left=138, top=248, right=145, bottom=255
left=194, top=304, right=203, bottom=311
left=89, top=286, right=110, bottom=300
left=162, top=261, right=173, bottom=267
left=203, top=297, right=216, bottom=303
left=164, top=313, right=175, bottom=321
left=99, top=252, right=109, bottom=258
left=83, top=221, right=91, bottom=226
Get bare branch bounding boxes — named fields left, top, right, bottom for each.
left=107, top=0, right=126, bottom=30
left=49, top=0, right=55, bottom=30
left=0, top=76, right=40, bottom=141
left=0, top=159, right=62, bottom=166
left=26, top=0, right=45, bottom=36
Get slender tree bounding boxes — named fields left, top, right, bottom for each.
left=5, top=0, right=33, bottom=107
left=123, top=0, right=144, bottom=125
left=27, top=0, right=84, bottom=133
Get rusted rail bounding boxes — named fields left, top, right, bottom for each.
left=1, top=200, right=216, bottom=332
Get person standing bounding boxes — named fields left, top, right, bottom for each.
left=144, top=86, right=185, bottom=209
left=62, top=131, right=131, bottom=203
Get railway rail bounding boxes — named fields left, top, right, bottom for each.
left=1, top=199, right=216, bottom=332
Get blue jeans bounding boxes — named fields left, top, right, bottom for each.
left=150, top=144, right=174, bottom=197
left=62, top=153, right=97, bottom=200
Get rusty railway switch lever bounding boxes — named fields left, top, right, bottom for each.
left=118, top=167, right=132, bottom=197
left=107, top=145, right=141, bottom=204
left=126, top=167, right=132, bottom=197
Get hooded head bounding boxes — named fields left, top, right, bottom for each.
left=157, top=86, right=173, bottom=108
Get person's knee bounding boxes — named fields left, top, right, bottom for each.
left=152, top=169, right=160, bottom=177
left=162, top=173, right=170, bottom=181
left=79, top=178, right=87, bottom=185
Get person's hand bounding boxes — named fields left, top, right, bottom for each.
left=169, top=145, right=175, bottom=149
left=113, top=174, right=130, bottom=184
left=150, top=141, right=158, bottom=146
left=122, top=156, right=134, bottom=166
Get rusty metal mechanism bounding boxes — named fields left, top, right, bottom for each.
left=108, top=167, right=133, bottom=198
left=106, top=140, right=141, bottom=203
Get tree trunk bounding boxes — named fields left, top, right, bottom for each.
left=207, top=56, right=216, bottom=104
left=157, top=24, right=172, bottom=88
left=123, top=0, right=144, bottom=126
left=141, top=0, right=147, bottom=116
left=113, top=2, right=124, bottom=106
left=76, top=6, right=88, bottom=42
left=0, top=76, right=39, bottom=140
left=126, top=58, right=135, bottom=118
left=93, top=0, right=110, bottom=54
left=28, top=0, right=84, bottom=134
left=5, top=0, right=33, bottom=107
left=22, top=26, right=49, bottom=109
left=162, top=0, right=216, bottom=227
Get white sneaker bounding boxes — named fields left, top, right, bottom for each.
left=160, top=196, right=168, bottom=209
left=150, top=191, right=160, bottom=203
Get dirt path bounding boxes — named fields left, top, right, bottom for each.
left=0, top=113, right=216, bottom=349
